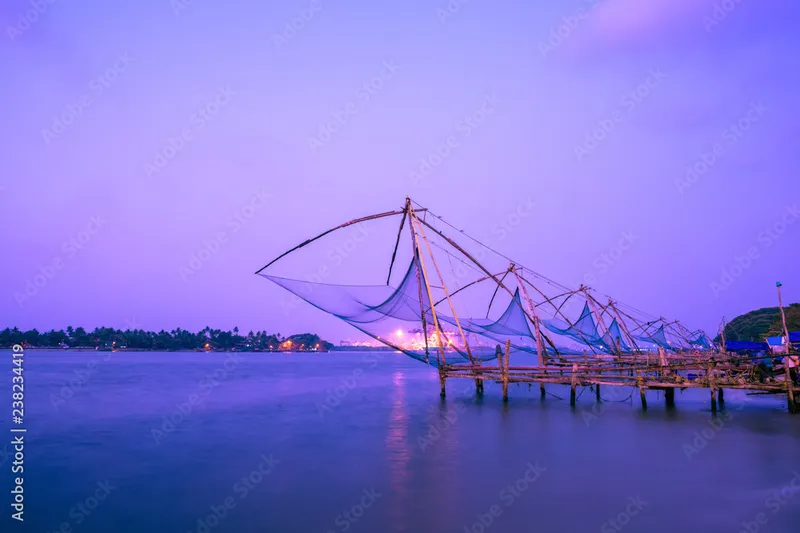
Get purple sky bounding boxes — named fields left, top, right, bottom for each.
left=2, top=0, right=799, bottom=342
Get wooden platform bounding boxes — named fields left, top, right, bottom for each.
left=437, top=345, right=799, bottom=414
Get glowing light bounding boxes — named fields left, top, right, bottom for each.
left=396, top=329, right=404, bottom=337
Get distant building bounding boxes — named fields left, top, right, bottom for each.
left=767, top=336, right=788, bottom=354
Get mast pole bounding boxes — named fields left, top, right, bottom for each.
left=386, top=206, right=408, bottom=285
left=410, top=209, right=475, bottom=363
left=777, top=282, right=796, bottom=412
left=512, top=265, right=549, bottom=398
left=405, top=199, right=431, bottom=365
left=407, top=200, right=447, bottom=387
left=255, top=209, right=405, bottom=274
left=512, top=265, right=547, bottom=367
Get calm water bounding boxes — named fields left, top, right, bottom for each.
left=2, top=350, right=800, bottom=533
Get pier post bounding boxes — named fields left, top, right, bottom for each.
left=718, top=388, right=724, bottom=406
left=496, top=345, right=508, bottom=403
left=707, top=361, right=717, bottom=413
left=540, top=384, right=546, bottom=399
left=570, top=363, right=578, bottom=406
left=665, top=387, right=675, bottom=407
left=502, top=340, right=510, bottom=402
left=439, top=366, right=447, bottom=398
left=596, top=371, right=601, bottom=402
left=636, top=371, right=647, bottom=411
left=776, top=282, right=796, bottom=413
left=475, top=360, right=483, bottom=396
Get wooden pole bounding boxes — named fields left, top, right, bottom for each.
left=385, top=206, right=408, bottom=284
left=777, top=282, right=796, bottom=413
left=496, top=344, right=508, bottom=402
left=708, top=361, right=717, bottom=413
left=255, top=209, right=405, bottom=273
left=503, top=340, right=511, bottom=402
left=512, top=265, right=548, bottom=399
left=570, top=363, right=578, bottom=406
left=665, top=387, right=675, bottom=407
left=636, top=370, right=647, bottom=410
left=406, top=201, right=432, bottom=365
left=406, top=201, right=447, bottom=395
left=411, top=211, right=475, bottom=363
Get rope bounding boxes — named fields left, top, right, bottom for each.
left=410, top=200, right=697, bottom=334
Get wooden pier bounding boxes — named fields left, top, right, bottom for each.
left=440, top=342, right=800, bottom=413
left=257, top=197, right=799, bottom=416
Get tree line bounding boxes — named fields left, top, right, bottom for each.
left=0, top=326, right=333, bottom=351
left=718, top=303, right=800, bottom=342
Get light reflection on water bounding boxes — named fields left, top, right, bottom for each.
left=7, top=350, right=800, bottom=533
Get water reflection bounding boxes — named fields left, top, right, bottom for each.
left=386, top=370, right=411, bottom=529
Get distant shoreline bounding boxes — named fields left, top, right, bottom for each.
left=3, top=345, right=400, bottom=353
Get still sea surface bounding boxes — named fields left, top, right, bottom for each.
left=2, top=350, right=800, bottom=533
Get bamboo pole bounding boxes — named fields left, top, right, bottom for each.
left=708, top=361, right=717, bottom=413
left=255, top=209, right=405, bottom=274
left=385, top=206, right=408, bottom=284
left=636, top=370, right=647, bottom=410
left=406, top=202, right=432, bottom=365
left=777, top=282, right=796, bottom=413
left=410, top=210, right=474, bottom=364
left=504, top=340, right=511, bottom=402
left=665, top=387, right=675, bottom=407
left=570, top=363, right=578, bottom=406
left=512, top=265, right=548, bottom=398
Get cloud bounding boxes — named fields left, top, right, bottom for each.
left=559, top=0, right=718, bottom=56
left=588, top=0, right=712, bottom=41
